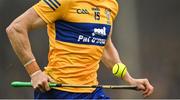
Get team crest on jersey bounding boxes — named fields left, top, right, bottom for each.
left=105, top=9, right=111, bottom=24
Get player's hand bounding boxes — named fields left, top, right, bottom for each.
left=30, top=70, right=55, bottom=92
left=129, top=78, right=154, bottom=97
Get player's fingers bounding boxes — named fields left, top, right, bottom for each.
left=144, top=86, right=154, bottom=97
left=143, top=79, right=154, bottom=97
left=144, top=79, right=150, bottom=89
left=31, top=80, right=39, bottom=90
left=144, top=92, right=151, bottom=97
left=33, top=85, right=38, bottom=89
left=143, top=88, right=149, bottom=95
left=137, top=84, right=145, bottom=91
left=143, top=82, right=150, bottom=94
left=43, top=80, right=50, bottom=91
left=37, top=83, right=45, bottom=92
left=143, top=89, right=150, bottom=97
left=31, top=80, right=36, bottom=89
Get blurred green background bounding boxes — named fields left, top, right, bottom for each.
left=0, top=0, right=180, bottom=99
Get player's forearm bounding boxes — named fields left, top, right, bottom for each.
left=101, top=38, right=122, bottom=69
left=102, top=38, right=135, bottom=83
left=6, top=22, right=40, bottom=75
left=6, top=25, right=32, bottom=64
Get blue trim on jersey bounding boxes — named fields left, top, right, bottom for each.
left=54, top=0, right=61, bottom=6
left=43, top=0, right=55, bottom=10
left=48, top=0, right=59, bottom=8
left=55, top=20, right=111, bottom=46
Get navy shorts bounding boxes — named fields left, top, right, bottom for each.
left=34, top=88, right=110, bottom=99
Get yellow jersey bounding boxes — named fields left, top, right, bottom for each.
left=33, top=0, right=119, bottom=93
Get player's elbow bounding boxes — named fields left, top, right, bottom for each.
left=6, top=25, right=14, bottom=39
left=6, top=22, right=26, bottom=37
left=6, top=25, right=13, bottom=36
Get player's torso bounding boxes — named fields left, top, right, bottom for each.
left=46, top=0, right=118, bottom=93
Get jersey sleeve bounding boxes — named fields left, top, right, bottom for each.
left=111, top=0, right=119, bottom=21
left=33, top=0, right=70, bottom=23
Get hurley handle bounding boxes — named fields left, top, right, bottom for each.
left=11, top=81, right=137, bottom=90
left=11, top=81, right=57, bottom=87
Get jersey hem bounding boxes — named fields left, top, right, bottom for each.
left=52, top=87, right=96, bottom=93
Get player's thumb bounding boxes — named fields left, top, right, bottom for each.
left=47, top=75, right=56, bottom=83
